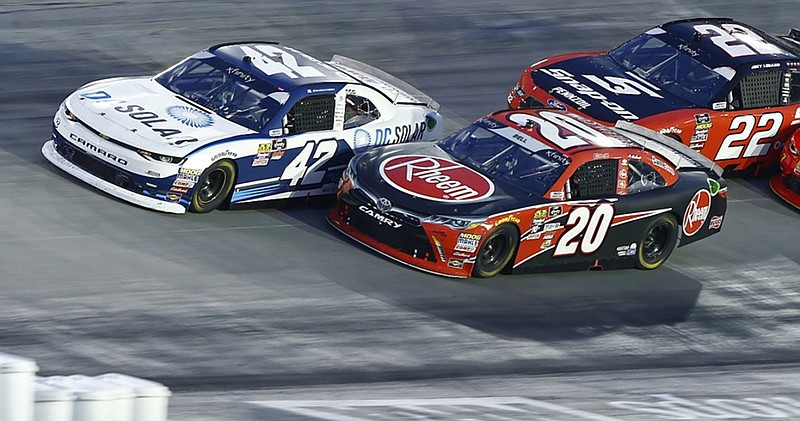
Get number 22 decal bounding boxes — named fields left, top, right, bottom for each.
left=694, top=24, right=784, bottom=57
left=281, top=139, right=338, bottom=187
left=553, top=203, right=614, bottom=256
left=715, top=111, right=784, bottom=160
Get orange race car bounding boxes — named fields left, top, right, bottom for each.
left=508, top=18, right=800, bottom=175
left=771, top=130, right=800, bottom=209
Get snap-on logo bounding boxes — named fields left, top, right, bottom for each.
left=379, top=155, right=494, bottom=202
left=683, top=189, right=711, bottom=236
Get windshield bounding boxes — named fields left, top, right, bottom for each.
left=609, top=34, right=729, bottom=107
left=438, top=120, right=570, bottom=197
left=155, top=56, right=289, bottom=131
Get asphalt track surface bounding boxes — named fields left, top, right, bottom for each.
left=1, top=1, right=800, bottom=420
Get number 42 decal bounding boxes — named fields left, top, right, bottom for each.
left=281, top=139, right=338, bottom=187
left=553, top=203, right=614, bottom=256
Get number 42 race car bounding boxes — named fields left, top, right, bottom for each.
left=329, top=108, right=727, bottom=278
left=43, top=42, right=442, bottom=213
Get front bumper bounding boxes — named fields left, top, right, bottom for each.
left=327, top=189, right=473, bottom=278
left=43, top=140, right=186, bottom=214
left=770, top=172, right=800, bottom=211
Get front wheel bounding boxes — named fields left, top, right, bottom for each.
left=189, top=160, right=236, bottom=213
left=636, top=214, right=679, bottom=270
left=472, top=224, right=519, bottom=278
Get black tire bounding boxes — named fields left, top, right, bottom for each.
left=472, top=224, right=519, bottom=278
left=635, top=214, right=679, bottom=270
left=189, top=160, right=236, bottom=213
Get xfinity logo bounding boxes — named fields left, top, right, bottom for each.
left=358, top=205, right=402, bottom=229
left=226, top=66, right=256, bottom=83
left=69, top=133, right=128, bottom=166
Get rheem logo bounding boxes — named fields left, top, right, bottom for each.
left=683, top=189, right=711, bottom=236
left=379, top=155, right=494, bottom=202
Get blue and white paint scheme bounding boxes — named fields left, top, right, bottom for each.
left=43, top=42, right=442, bottom=213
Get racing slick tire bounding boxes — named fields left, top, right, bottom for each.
left=635, top=214, right=679, bottom=270
left=472, top=224, right=519, bottom=278
left=189, top=160, right=236, bottom=213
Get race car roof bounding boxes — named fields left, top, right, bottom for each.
left=491, top=108, right=639, bottom=155
left=656, top=18, right=800, bottom=69
left=209, top=42, right=358, bottom=90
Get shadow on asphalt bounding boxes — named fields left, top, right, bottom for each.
left=278, top=204, right=702, bottom=341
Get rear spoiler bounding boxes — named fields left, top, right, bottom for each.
left=615, top=121, right=724, bottom=177
left=327, top=55, right=439, bottom=111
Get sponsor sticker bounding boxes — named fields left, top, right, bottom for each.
left=379, top=155, right=494, bottom=202
left=177, top=168, right=201, bottom=183
left=709, top=215, right=723, bottom=229
left=258, top=143, right=272, bottom=154
left=544, top=223, right=561, bottom=232
left=447, top=258, right=464, bottom=269
left=615, top=242, right=638, bottom=256
left=166, top=105, right=214, bottom=128
left=494, top=215, right=521, bottom=226
left=455, top=233, right=482, bottom=253
left=683, top=189, right=711, bottom=236
left=172, top=179, right=194, bottom=188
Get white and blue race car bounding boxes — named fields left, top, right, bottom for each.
left=43, top=42, right=442, bottom=213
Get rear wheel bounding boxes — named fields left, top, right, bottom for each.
left=189, top=160, right=236, bottom=213
left=636, top=214, right=679, bottom=270
left=472, top=224, right=519, bottom=278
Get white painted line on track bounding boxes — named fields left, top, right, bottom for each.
left=251, top=397, right=620, bottom=421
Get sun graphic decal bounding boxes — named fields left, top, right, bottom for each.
left=166, top=105, right=214, bottom=128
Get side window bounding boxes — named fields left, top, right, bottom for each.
left=285, top=94, right=335, bottom=135
left=568, top=159, right=617, bottom=200
left=344, top=94, right=381, bottom=129
left=783, top=71, right=800, bottom=105
left=626, top=160, right=666, bottom=194
left=728, top=70, right=782, bottom=110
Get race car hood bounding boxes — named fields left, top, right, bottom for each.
left=67, top=77, right=254, bottom=156
left=532, top=54, right=694, bottom=123
left=352, top=143, right=541, bottom=217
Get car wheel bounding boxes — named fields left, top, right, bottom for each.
left=189, top=160, right=236, bottom=213
left=636, top=214, right=679, bottom=270
left=472, top=224, right=519, bottom=278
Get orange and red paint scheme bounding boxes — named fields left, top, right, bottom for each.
left=770, top=130, right=800, bottom=209
left=508, top=18, right=800, bottom=175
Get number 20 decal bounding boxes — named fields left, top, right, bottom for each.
left=553, top=203, right=614, bottom=256
left=281, top=139, right=338, bottom=187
